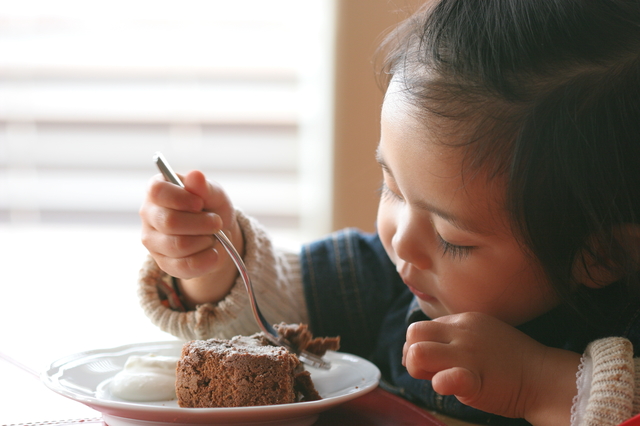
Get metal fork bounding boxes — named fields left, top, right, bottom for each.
left=153, top=152, right=330, bottom=369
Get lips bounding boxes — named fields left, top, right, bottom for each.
left=396, top=262, right=438, bottom=303
left=407, top=285, right=437, bottom=303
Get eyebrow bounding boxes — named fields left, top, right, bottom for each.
left=375, top=148, right=489, bottom=235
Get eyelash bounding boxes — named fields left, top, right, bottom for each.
left=436, top=233, right=474, bottom=260
left=381, top=182, right=475, bottom=260
left=379, top=182, right=402, bottom=202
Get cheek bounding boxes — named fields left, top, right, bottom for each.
left=376, top=202, right=397, bottom=261
left=438, top=252, right=555, bottom=323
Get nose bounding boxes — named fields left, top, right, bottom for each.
left=391, top=209, right=432, bottom=270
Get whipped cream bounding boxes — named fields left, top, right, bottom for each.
left=110, top=354, right=179, bottom=402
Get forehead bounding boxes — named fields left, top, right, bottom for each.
left=380, top=83, right=510, bottom=236
left=381, top=80, right=417, bottom=127
left=381, top=79, right=451, bottom=153
left=381, top=80, right=459, bottom=171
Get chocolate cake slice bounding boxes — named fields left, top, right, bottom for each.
left=176, top=324, right=340, bottom=408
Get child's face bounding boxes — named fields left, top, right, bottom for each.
left=376, top=83, right=560, bottom=326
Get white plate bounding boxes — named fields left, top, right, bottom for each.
left=42, top=340, right=381, bottom=426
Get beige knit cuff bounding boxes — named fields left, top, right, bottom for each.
left=579, top=337, right=635, bottom=426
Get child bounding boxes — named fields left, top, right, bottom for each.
left=138, top=0, right=640, bottom=425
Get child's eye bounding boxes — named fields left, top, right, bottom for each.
left=379, top=182, right=403, bottom=202
left=436, top=233, right=474, bottom=260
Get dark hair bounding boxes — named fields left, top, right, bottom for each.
left=378, top=0, right=640, bottom=317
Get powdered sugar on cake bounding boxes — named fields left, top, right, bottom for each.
left=175, top=324, right=340, bottom=408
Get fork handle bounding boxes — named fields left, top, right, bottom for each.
left=154, top=152, right=331, bottom=370
left=212, top=229, right=273, bottom=337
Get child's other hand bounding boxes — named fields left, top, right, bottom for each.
left=402, top=312, right=580, bottom=426
left=140, top=170, right=244, bottom=307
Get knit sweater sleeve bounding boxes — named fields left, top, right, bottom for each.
left=572, top=337, right=640, bottom=426
left=137, top=210, right=309, bottom=341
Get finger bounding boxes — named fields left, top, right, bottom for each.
left=404, top=341, right=456, bottom=380
left=142, top=227, right=216, bottom=259
left=148, top=174, right=204, bottom=212
left=153, top=246, right=222, bottom=280
left=182, top=171, right=236, bottom=228
left=432, top=367, right=481, bottom=399
left=406, top=320, right=451, bottom=346
left=146, top=205, right=223, bottom=236
left=402, top=341, right=408, bottom=366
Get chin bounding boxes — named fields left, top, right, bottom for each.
left=416, top=299, right=448, bottom=320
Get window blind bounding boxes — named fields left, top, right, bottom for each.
left=0, top=0, right=333, bottom=241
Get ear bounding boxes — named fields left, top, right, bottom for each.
left=574, top=224, right=640, bottom=289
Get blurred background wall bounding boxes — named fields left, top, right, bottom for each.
left=331, top=0, right=422, bottom=234
left=0, top=0, right=422, bottom=242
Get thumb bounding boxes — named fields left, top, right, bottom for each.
left=182, top=170, right=236, bottom=229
